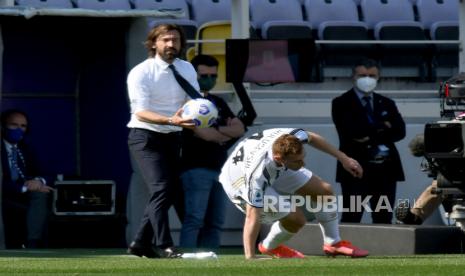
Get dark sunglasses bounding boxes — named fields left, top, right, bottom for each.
left=199, top=74, right=218, bottom=79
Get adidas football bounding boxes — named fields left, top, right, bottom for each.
left=181, top=98, right=218, bottom=128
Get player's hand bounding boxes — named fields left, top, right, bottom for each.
left=171, top=108, right=195, bottom=129
left=342, top=157, right=363, bottom=178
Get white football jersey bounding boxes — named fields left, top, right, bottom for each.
left=219, top=128, right=310, bottom=208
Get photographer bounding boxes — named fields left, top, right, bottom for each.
left=396, top=134, right=445, bottom=225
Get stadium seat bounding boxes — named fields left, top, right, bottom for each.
left=306, top=0, right=360, bottom=31
left=190, top=0, right=231, bottom=27
left=304, top=0, right=372, bottom=76
left=416, top=0, right=459, bottom=30
left=15, top=0, right=73, bottom=8
left=416, top=0, right=459, bottom=75
left=361, top=0, right=431, bottom=80
left=72, top=0, right=131, bottom=10
left=249, top=0, right=312, bottom=39
left=131, top=0, right=190, bottom=19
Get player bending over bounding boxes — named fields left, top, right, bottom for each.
left=219, top=128, right=369, bottom=259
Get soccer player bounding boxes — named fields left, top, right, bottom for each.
left=219, top=128, right=369, bottom=259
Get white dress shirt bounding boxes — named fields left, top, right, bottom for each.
left=126, top=55, right=200, bottom=133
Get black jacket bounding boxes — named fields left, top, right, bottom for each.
left=332, top=88, right=406, bottom=182
left=1, top=140, right=42, bottom=196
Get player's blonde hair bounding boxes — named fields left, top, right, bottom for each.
left=272, top=134, right=303, bottom=158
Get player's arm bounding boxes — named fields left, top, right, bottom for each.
left=193, top=117, right=245, bottom=143
left=218, top=117, right=246, bottom=138
left=306, top=131, right=363, bottom=178
left=192, top=127, right=233, bottom=143
left=243, top=203, right=262, bottom=259
left=135, top=108, right=195, bottom=128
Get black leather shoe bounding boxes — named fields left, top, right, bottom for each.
left=158, top=246, right=183, bottom=258
left=127, top=242, right=159, bottom=258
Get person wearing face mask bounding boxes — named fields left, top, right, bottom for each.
left=331, top=58, right=406, bottom=224
left=179, top=55, right=245, bottom=251
left=1, top=109, right=53, bottom=248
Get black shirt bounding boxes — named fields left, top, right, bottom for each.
left=181, top=94, right=236, bottom=172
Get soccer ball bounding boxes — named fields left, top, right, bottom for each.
left=181, top=98, right=218, bottom=128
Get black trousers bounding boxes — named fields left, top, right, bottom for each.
left=2, top=191, right=49, bottom=249
left=128, top=128, right=184, bottom=248
left=340, top=163, right=397, bottom=224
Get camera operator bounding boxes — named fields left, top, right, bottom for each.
left=396, top=134, right=446, bottom=225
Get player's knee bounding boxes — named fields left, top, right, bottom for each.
left=320, top=181, right=334, bottom=196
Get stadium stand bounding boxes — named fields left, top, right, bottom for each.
left=416, top=0, right=459, bottom=76
left=72, top=0, right=131, bottom=10
left=304, top=0, right=372, bottom=78
left=15, top=0, right=73, bottom=8
left=190, top=0, right=231, bottom=27
left=249, top=0, right=312, bottom=39
left=361, top=0, right=430, bottom=80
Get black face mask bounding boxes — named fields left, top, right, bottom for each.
left=198, top=75, right=217, bottom=91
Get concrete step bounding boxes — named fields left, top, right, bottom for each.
left=261, top=223, right=464, bottom=255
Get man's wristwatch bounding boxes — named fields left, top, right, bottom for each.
left=168, top=117, right=174, bottom=125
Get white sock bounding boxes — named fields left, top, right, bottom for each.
left=318, top=218, right=340, bottom=245
left=261, top=221, right=294, bottom=250
left=312, top=200, right=341, bottom=245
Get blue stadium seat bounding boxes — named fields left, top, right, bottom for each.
left=15, top=0, right=73, bottom=8
left=250, top=0, right=312, bottom=39
left=417, top=0, right=459, bottom=73
left=361, top=0, right=430, bottom=80
left=73, top=0, right=131, bottom=10
left=361, top=0, right=418, bottom=29
left=305, top=0, right=360, bottom=31
left=304, top=0, right=372, bottom=74
left=416, top=0, right=459, bottom=30
left=131, top=0, right=190, bottom=19
left=190, top=0, right=231, bottom=27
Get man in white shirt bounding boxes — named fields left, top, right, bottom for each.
left=220, top=128, right=369, bottom=259
left=126, top=24, right=199, bottom=258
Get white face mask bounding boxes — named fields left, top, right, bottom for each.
left=356, top=77, right=377, bottom=93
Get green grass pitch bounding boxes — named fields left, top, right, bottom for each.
left=0, top=248, right=464, bottom=275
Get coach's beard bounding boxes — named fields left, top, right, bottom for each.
left=162, top=48, right=179, bottom=62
